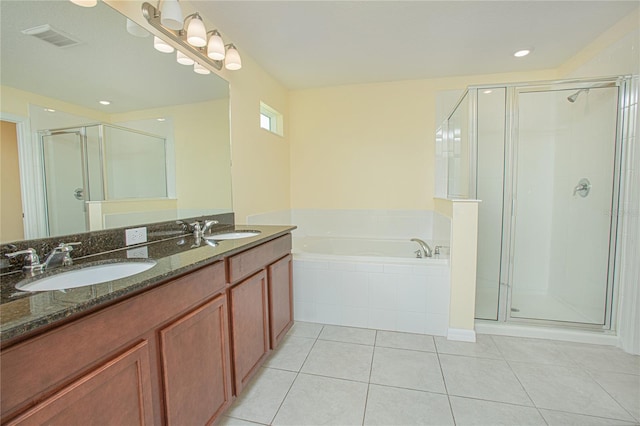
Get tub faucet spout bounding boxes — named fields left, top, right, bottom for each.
left=410, top=238, right=432, bottom=258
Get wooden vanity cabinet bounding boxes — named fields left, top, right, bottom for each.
left=1, top=232, right=294, bottom=425
left=267, top=254, right=293, bottom=349
left=0, top=261, right=230, bottom=426
left=159, top=293, right=232, bottom=426
left=228, top=270, right=270, bottom=394
left=226, top=234, right=294, bottom=394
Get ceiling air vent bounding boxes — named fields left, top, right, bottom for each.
left=21, top=24, right=81, bottom=48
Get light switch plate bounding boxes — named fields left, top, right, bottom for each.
left=125, top=227, right=147, bottom=246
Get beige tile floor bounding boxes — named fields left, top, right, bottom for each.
left=220, top=322, right=640, bottom=426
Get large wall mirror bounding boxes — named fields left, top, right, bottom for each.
left=0, top=0, right=232, bottom=244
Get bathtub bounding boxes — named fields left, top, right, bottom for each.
left=292, top=236, right=451, bottom=336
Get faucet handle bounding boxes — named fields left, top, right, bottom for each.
left=5, top=248, right=39, bottom=261
left=55, top=242, right=81, bottom=252
left=5, top=248, right=43, bottom=272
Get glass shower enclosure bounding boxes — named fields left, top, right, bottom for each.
left=40, top=123, right=168, bottom=236
left=442, top=76, right=635, bottom=329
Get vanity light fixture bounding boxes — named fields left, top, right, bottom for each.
left=141, top=2, right=242, bottom=72
left=69, top=0, right=97, bottom=7
left=99, top=100, right=111, bottom=105
left=513, top=49, right=532, bottom=58
left=157, top=118, right=166, bottom=122
left=44, top=108, right=56, bottom=113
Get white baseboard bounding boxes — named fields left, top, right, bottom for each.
left=447, top=328, right=476, bottom=342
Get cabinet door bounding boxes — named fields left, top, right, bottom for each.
left=7, top=341, right=154, bottom=426
left=268, top=254, right=293, bottom=349
left=159, top=294, right=232, bottom=426
left=230, top=270, right=270, bottom=394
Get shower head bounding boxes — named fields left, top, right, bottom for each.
left=567, top=88, right=589, bottom=103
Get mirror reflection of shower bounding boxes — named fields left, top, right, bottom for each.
left=567, top=88, right=590, bottom=103
left=40, top=124, right=169, bottom=236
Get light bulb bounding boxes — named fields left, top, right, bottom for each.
left=69, top=0, right=97, bottom=7
left=207, top=31, right=225, bottom=61
left=194, top=62, right=211, bottom=75
left=126, top=19, right=149, bottom=38
left=224, top=44, right=242, bottom=70
left=186, top=13, right=207, bottom=47
left=160, top=0, right=183, bottom=31
left=154, top=36, right=174, bottom=53
left=177, top=51, right=194, bottom=65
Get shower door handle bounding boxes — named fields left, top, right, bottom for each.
left=73, top=187, right=84, bottom=200
left=573, top=178, right=591, bottom=198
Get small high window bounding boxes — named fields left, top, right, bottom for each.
left=259, top=102, right=283, bottom=136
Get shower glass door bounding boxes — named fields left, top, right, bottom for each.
left=41, top=130, right=88, bottom=236
left=508, top=84, right=620, bottom=325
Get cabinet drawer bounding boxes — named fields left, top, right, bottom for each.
left=227, top=234, right=292, bottom=284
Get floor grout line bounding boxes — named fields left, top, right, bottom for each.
left=238, top=322, right=639, bottom=426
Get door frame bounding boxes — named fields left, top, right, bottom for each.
left=0, top=113, right=48, bottom=239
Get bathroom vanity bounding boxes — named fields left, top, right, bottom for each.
left=0, top=226, right=294, bottom=425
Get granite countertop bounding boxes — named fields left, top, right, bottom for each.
left=0, top=225, right=295, bottom=344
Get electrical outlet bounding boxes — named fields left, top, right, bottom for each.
left=127, top=246, right=149, bottom=259
left=125, top=227, right=147, bottom=246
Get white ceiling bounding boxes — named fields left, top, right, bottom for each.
left=197, top=0, right=639, bottom=89
left=0, top=1, right=229, bottom=114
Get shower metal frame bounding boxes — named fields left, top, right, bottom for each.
left=38, top=123, right=169, bottom=235
left=447, top=75, right=633, bottom=331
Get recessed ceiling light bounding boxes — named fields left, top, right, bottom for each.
left=157, top=118, right=166, bottom=122
left=99, top=100, right=111, bottom=105
left=514, top=49, right=531, bottom=58
left=482, top=90, right=493, bottom=94
left=44, top=108, right=56, bottom=113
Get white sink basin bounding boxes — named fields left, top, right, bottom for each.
left=15, top=260, right=157, bottom=292
left=204, top=230, right=261, bottom=240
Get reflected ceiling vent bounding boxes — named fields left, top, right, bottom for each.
left=21, top=24, right=81, bottom=48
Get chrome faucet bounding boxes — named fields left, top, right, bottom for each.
left=4, top=242, right=81, bottom=274
left=410, top=238, right=433, bottom=258
left=186, top=220, right=219, bottom=238
left=43, top=242, right=81, bottom=269
left=200, top=220, right=219, bottom=235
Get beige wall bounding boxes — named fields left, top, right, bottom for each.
left=110, top=99, right=232, bottom=213
left=0, top=120, right=24, bottom=242
left=289, top=69, right=556, bottom=211
left=106, top=0, right=291, bottom=223
left=106, top=1, right=638, bottom=221
left=227, top=54, right=290, bottom=222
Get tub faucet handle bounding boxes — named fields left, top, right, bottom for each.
left=410, top=238, right=432, bottom=258
left=414, top=249, right=423, bottom=259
